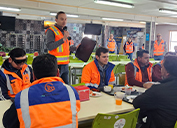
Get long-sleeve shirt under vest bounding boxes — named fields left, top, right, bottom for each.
left=46, top=24, right=65, bottom=51
left=126, top=62, right=161, bottom=87
left=0, top=59, right=33, bottom=100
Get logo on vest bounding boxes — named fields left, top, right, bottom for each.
left=45, top=83, right=55, bottom=92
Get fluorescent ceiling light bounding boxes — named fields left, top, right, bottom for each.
left=50, top=12, right=79, bottom=17
left=0, top=6, right=21, bottom=12
left=159, top=8, right=177, bottom=14
left=94, top=0, right=134, bottom=8
left=66, top=14, right=79, bottom=18
left=50, top=12, right=56, bottom=16
left=139, top=22, right=146, bottom=24
left=102, top=18, right=123, bottom=21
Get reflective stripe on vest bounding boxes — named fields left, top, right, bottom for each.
left=1, top=66, right=31, bottom=95
left=1, top=68, right=13, bottom=94
left=63, top=83, right=77, bottom=128
left=20, top=84, right=77, bottom=128
left=126, top=42, right=133, bottom=53
left=20, top=88, right=31, bottom=128
left=56, top=55, right=69, bottom=62
left=50, top=26, right=63, bottom=53
left=25, top=67, right=31, bottom=80
left=153, top=40, right=164, bottom=56
left=50, top=26, right=60, bottom=35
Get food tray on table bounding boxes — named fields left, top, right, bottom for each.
left=101, top=85, right=139, bottom=104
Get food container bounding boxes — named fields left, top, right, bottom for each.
left=74, top=86, right=90, bottom=101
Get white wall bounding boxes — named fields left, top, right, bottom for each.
left=156, top=24, right=177, bottom=51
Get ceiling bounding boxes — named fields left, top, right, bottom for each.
left=1, top=0, right=177, bottom=27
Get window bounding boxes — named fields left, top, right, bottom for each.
left=169, top=31, right=177, bottom=52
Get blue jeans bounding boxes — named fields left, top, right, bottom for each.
left=117, top=43, right=121, bottom=54
left=58, top=64, right=69, bottom=84
left=126, top=53, right=133, bottom=61
left=109, top=51, right=115, bottom=53
left=154, top=55, right=164, bottom=60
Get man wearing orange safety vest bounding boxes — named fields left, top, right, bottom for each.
left=81, top=47, right=115, bottom=89
left=153, top=33, right=166, bottom=60
left=0, top=48, right=33, bottom=100
left=107, top=34, right=116, bottom=53
left=3, top=54, right=80, bottom=128
left=123, top=37, right=135, bottom=61
left=125, top=50, right=161, bottom=88
left=46, top=11, right=76, bottom=84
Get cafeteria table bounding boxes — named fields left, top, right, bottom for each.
left=0, top=92, right=134, bottom=128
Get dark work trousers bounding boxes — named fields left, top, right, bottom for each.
left=58, top=64, right=69, bottom=84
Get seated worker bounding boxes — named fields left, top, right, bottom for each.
left=125, top=50, right=161, bottom=88
left=3, top=54, right=80, bottom=128
left=0, top=48, right=33, bottom=100
left=152, top=52, right=176, bottom=81
left=133, top=55, right=177, bottom=128
left=81, top=47, right=115, bottom=89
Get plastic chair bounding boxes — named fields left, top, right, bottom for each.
left=92, top=108, right=140, bottom=128
left=119, top=73, right=126, bottom=85
left=71, top=83, right=85, bottom=87
left=113, top=64, right=125, bottom=85
left=174, top=121, right=177, bottom=128
left=27, top=55, right=33, bottom=65
left=0, top=56, right=3, bottom=65
left=109, top=55, right=118, bottom=61
left=117, top=55, right=128, bottom=61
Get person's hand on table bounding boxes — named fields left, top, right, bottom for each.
left=143, top=82, right=153, bottom=89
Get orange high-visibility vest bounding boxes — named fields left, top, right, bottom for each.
left=81, top=60, right=115, bottom=86
left=1, top=64, right=31, bottom=98
left=125, top=59, right=153, bottom=86
left=153, top=39, right=165, bottom=56
left=107, top=39, right=116, bottom=52
left=126, top=42, right=133, bottom=53
left=142, top=46, right=144, bottom=49
left=15, top=77, right=80, bottom=128
left=47, top=26, right=70, bottom=65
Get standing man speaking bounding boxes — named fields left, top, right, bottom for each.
left=46, top=11, right=71, bottom=84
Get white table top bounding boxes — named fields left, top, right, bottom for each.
left=78, top=92, right=134, bottom=122
left=0, top=92, right=134, bottom=127
left=0, top=100, right=12, bottom=128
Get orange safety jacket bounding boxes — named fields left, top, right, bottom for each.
left=47, top=26, right=70, bottom=65
left=153, top=39, right=165, bottom=56
left=125, top=59, right=153, bottom=86
left=81, top=60, right=115, bottom=87
left=142, top=46, right=144, bottom=49
left=1, top=64, right=31, bottom=98
left=107, top=38, right=116, bottom=52
left=126, top=42, right=133, bottom=53
left=15, top=77, right=80, bottom=128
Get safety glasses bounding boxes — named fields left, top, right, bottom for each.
left=12, top=58, right=27, bottom=64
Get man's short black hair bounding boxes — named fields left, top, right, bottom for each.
left=165, top=52, right=176, bottom=56
left=8, top=48, right=26, bottom=59
left=163, top=55, right=177, bottom=77
left=137, top=50, right=149, bottom=58
left=32, top=54, right=58, bottom=79
left=55, top=11, right=65, bottom=19
left=96, top=47, right=109, bottom=57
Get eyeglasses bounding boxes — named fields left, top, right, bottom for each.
left=157, top=35, right=161, bottom=37
left=12, top=58, right=27, bottom=64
